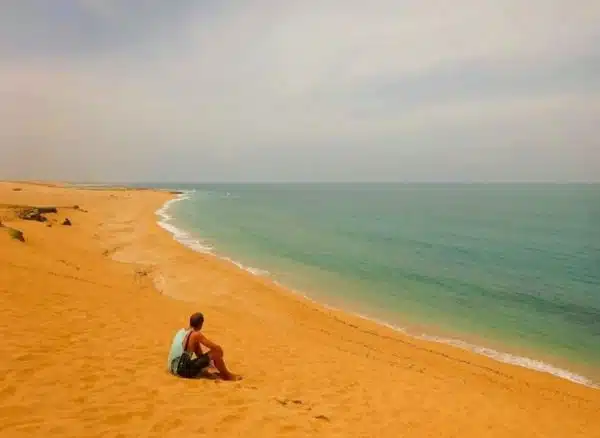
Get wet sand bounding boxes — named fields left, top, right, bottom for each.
left=0, top=181, right=598, bottom=438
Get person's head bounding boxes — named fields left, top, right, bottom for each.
left=189, top=312, right=205, bottom=331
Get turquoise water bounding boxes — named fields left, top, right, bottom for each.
left=155, top=184, right=600, bottom=383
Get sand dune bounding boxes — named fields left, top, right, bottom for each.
left=0, top=181, right=598, bottom=438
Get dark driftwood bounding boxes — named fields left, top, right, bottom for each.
left=18, top=208, right=46, bottom=222
left=37, top=207, right=58, bottom=214
left=18, top=207, right=58, bottom=222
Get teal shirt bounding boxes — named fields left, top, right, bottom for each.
left=167, top=328, right=190, bottom=374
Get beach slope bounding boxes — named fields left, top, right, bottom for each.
left=0, top=181, right=598, bottom=438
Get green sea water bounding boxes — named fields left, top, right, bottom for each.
left=154, top=183, right=600, bottom=385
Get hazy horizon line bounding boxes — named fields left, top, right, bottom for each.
left=62, top=180, right=600, bottom=185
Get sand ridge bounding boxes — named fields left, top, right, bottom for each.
left=0, top=181, right=598, bottom=438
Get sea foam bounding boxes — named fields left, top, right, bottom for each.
left=420, top=335, right=599, bottom=388
left=156, top=191, right=269, bottom=276
left=156, top=191, right=214, bottom=253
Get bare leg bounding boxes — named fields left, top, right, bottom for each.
left=207, top=348, right=238, bottom=381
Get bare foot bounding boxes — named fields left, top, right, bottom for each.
left=222, top=373, right=242, bottom=381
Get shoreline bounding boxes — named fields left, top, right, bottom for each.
left=155, top=190, right=598, bottom=388
left=2, top=181, right=599, bottom=438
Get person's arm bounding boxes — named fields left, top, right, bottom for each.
left=197, top=332, right=223, bottom=354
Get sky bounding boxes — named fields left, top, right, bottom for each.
left=0, top=1, right=599, bottom=182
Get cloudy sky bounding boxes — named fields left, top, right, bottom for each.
left=0, top=1, right=598, bottom=182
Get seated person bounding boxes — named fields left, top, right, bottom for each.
left=167, top=312, right=238, bottom=380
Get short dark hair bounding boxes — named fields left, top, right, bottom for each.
left=189, top=312, right=204, bottom=329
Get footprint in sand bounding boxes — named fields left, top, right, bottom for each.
left=275, top=398, right=332, bottom=423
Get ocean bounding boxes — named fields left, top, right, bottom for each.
left=152, top=183, right=600, bottom=387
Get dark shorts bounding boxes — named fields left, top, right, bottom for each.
left=176, top=353, right=211, bottom=378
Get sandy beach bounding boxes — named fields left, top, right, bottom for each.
left=0, top=181, right=598, bottom=438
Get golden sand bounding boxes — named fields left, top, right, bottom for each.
left=0, top=181, right=598, bottom=438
